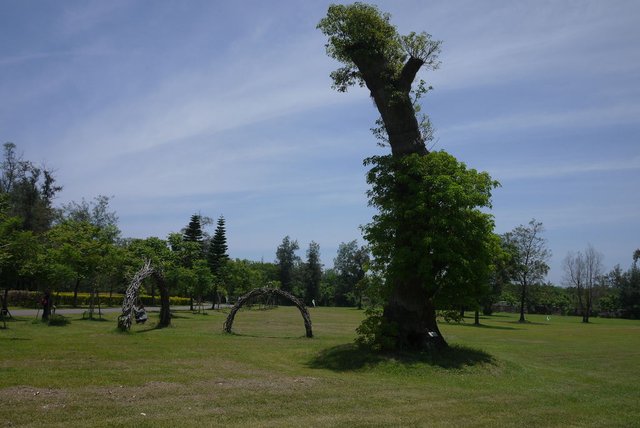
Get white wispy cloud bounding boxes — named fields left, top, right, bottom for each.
left=441, top=103, right=640, bottom=138
left=490, top=156, right=640, bottom=181
left=417, top=0, right=640, bottom=89
left=52, top=36, right=341, bottom=167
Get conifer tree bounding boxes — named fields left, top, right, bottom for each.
left=183, top=214, right=203, bottom=243
left=207, top=216, right=229, bottom=275
left=207, top=216, right=229, bottom=308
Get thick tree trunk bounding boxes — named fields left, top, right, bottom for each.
left=474, top=310, right=480, bottom=325
left=352, top=52, right=451, bottom=350
left=382, top=280, right=447, bottom=350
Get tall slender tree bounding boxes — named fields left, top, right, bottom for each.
left=304, top=241, right=322, bottom=305
left=207, top=216, right=229, bottom=274
left=276, top=236, right=300, bottom=295
left=207, top=216, right=229, bottom=308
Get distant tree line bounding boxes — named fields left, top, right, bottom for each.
left=481, top=219, right=640, bottom=321
left=1, top=142, right=638, bottom=323
left=0, top=143, right=371, bottom=316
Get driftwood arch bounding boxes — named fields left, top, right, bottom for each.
left=223, top=288, right=313, bottom=338
left=117, top=260, right=171, bottom=331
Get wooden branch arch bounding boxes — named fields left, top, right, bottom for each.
left=223, top=288, right=313, bottom=338
left=117, top=260, right=171, bottom=331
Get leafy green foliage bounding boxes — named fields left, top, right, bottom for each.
left=333, top=240, right=369, bottom=307
left=57, top=195, right=120, bottom=242
left=355, top=307, right=398, bottom=351
left=44, top=220, right=119, bottom=295
left=363, top=152, right=499, bottom=307
left=317, top=3, right=402, bottom=92
left=223, top=259, right=277, bottom=301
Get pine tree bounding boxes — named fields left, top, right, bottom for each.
left=207, top=216, right=229, bottom=309
left=207, top=216, right=229, bottom=275
left=183, top=214, right=203, bottom=242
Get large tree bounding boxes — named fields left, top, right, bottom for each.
left=319, top=4, right=497, bottom=349
left=503, top=219, right=551, bottom=323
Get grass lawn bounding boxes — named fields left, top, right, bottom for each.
left=1, top=307, right=639, bottom=427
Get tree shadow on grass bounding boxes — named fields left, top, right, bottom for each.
left=224, top=332, right=308, bottom=340
left=168, top=313, right=191, bottom=319
left=308, top=343, right=495, bottom=372
left=458, top=323, right=521, bottom=331
left=508, top=320, right=548, bottom=326
left=78, top=317, right=109, bottom=322
left=134, top=322, right=174, bottom=333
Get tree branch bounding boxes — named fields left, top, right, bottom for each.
left=399, top=57, right=424, bottom=91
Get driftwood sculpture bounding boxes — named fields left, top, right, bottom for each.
left=223, top=287, right=313, bottom=338
left=118, top=260, right=153, bottom=331
left=118, top=260, right=171, bottom=331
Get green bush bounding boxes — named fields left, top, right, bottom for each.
left=47, top=314, right=70, bottom=326
left=355, top=308, right=398, bottom=352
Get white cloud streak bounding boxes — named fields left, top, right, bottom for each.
left=441, top=103, right=640, bottom=138
left=490, top=156, right=640, bottom=181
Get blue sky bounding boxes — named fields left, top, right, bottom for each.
left=1, top=0, right=638, bottom=283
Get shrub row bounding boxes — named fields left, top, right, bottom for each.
left=5, top=290, right=190, bottom=308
